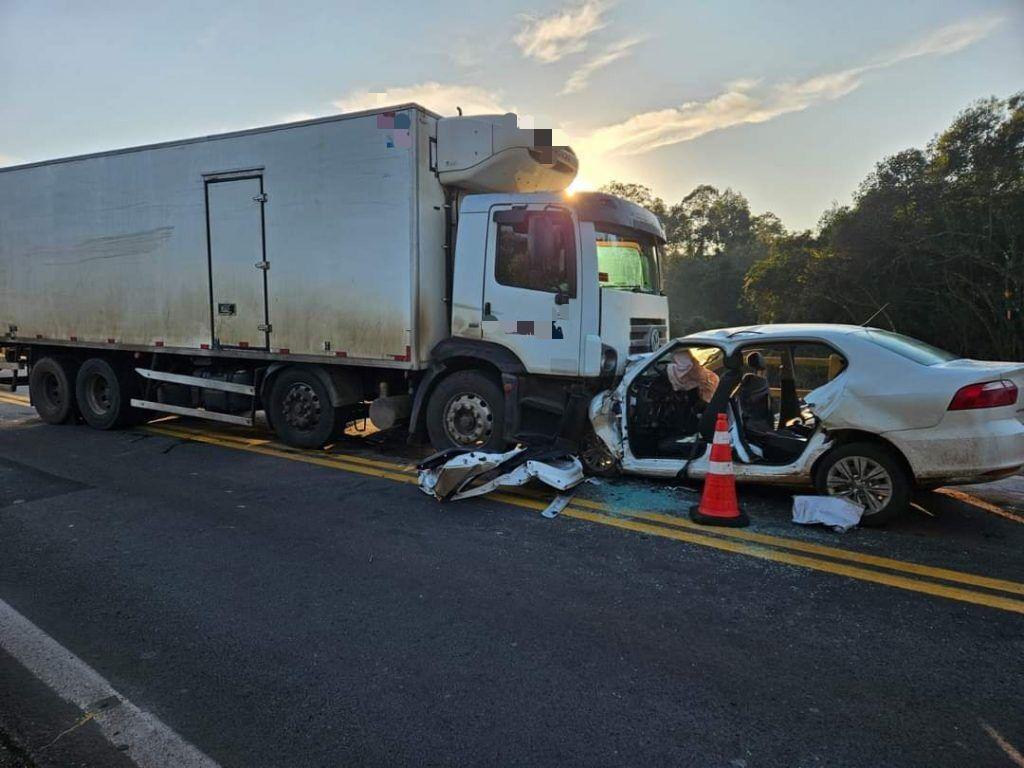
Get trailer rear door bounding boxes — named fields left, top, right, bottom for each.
left=206, top=176, right=269, bottom=349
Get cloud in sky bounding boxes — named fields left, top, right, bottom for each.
left=561, top=37, right=642, bottom=95
left=320, top=14, right=1000, bottom=185
left=574, top=15, right=1004, bottom=159
left=448, top=40, right=484, bottom=69
left=333, top=83, right=509, bottom=117
left=876, top=14, right=1003, bottom=64
left=514, top=0, right=609, bottom=63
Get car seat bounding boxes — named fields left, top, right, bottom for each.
left=737, top=352, right=773, bottom=434
left=734, top=350, right=808, bottom=463
left=698, top=359, right=741, bottom=441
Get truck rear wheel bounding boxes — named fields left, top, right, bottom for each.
left=426, top=370, right=506, bottom=452
left=267, top=368, right=338, bottom=449
left=75, top=357, right=138, bottom=430
left=29, top=356, right=79, bottom=424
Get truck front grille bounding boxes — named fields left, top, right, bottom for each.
left=629, top=318, right=668, bottom=354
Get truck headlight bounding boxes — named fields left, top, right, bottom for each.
left=600, top=344, right=618, bottom=375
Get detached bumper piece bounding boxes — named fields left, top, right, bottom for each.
left=417, top=443, right=584, bottom=504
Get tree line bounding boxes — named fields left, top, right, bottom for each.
left=601, top=92, right=1023, bottom=361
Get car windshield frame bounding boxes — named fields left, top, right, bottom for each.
left=858, top=329, right=960, bottom=366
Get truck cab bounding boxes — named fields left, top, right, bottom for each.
left=451, top=191, right=668, bottom=378
left=417, top=141, right=668, bottom=451
left=409, top=113, right=669, bottom=453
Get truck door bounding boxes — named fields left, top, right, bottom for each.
left=481, top=206, right=582, bottom=375
left=205, top=176, right=269, bottom=349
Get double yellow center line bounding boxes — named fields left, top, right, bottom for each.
left=139, top=420, right=1024, bottom=616
left=4, top=390, right=1024, bottom=615
left=0, top=392, right=30, bottom=408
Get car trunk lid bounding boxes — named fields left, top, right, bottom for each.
left=933, top=359, right=1024, bottom=420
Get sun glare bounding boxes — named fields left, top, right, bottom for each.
left=566, top=176, right=594, bottom=196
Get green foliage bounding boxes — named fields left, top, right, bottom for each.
left=602, top=92, right=1024, bottom=360
left=599, top=181, right=776, bottom=333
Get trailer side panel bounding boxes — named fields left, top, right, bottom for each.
left=0, top=108, right=434, bottom=366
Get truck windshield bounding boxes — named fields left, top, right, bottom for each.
left=595, top=228, right=661, bottom=293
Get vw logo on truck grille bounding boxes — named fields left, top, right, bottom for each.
left=629, top=320, right=668, bottom=354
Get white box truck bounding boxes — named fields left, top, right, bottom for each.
left=0, top=104, right=669, bottom=451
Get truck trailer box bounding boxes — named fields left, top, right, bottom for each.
left=1, top=106, right=669, bottom=458
left=0, top=104, right=447, bottom=367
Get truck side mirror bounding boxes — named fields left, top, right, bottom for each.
left=554, top=291, right=570, bottom=305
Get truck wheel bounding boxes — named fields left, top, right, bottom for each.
left=426, top=370, right=506, bottom=452
left=814, top=442, right=910, bottom=527
left=268, top=368, right=337, bottom=449
left=29, top=356, right=78, bottom=424
left=75, top=357, right=137, bottom=430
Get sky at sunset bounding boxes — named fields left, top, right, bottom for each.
left=2, top=0, right=1022, bottom=228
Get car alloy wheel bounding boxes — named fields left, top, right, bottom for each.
left=825, top=455, right=894, bottom=515
left=579, top=428, right=619, bottom=477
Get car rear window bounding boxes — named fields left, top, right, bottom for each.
left=859, top=329, right=959, bottom=366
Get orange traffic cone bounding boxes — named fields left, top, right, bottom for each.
left=689, top=412, right=749, bottom=527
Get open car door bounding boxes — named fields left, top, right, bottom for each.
left=592, top=337, right=837, bottom=484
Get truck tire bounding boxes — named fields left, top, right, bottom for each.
left=29, top=356, right=78, bottom=424
left=426, top=370, right=506, bottom=452
left=267, top=367, right=338, bottom=449
left=75, top=357, right=138, bottom=430
left=814, top=442, right=910, bottom=527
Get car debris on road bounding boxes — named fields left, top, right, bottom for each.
left=417, top=444, right=584, bottom=511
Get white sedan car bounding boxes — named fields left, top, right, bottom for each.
left=585, top=324, right=1024, bottom=524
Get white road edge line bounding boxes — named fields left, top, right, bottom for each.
left=0, top=597, right=220, bottom=768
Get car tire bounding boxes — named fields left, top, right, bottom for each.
left=267, top=367, right=338, bottom=449
left=75, top=357, right=138, bottom=430
left=579, top=426, right=620, bottom=478
left=426, top=370, right=506, bottom=453
left=814, top=442, right=911, bottom=526
left=29, top=356, right=79, bottom=425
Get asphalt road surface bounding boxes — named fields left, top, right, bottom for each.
left=0, top=389, right=1022, bottom=768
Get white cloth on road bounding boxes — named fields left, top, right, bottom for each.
left=791, top=495, right=864, bottom=532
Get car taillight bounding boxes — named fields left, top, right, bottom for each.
left=948, top=380, right=1018, bottom=410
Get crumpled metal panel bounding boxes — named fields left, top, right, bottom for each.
left=418, top=446, right=584, bottom=502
